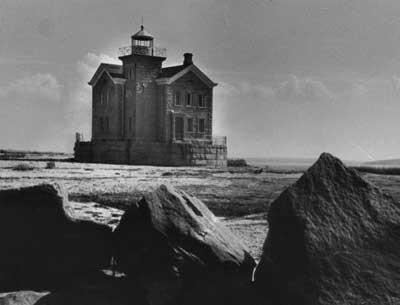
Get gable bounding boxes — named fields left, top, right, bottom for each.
left=88, top=63, right=126, bottom=87
left=156, top=64, right=217, bottom=88
left=93, top=72, right=114, bottom=92
left=170, top=71, right=210, bottom=90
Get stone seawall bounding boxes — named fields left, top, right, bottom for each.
left=74, top=140, right=227, bottom=167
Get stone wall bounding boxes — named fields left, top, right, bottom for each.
left=74, top=140, right=227, bottom=167
left=73, top=141, right=92, bottom=163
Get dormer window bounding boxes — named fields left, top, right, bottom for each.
left=174, top=91, right=181, bottom=106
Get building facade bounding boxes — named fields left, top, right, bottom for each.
left=74, top=26, right=227, bottom=166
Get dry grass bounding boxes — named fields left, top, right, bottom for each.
left=11, top=163, right=36, bottom=171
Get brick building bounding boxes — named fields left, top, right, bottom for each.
left=74, top=26, right=227, bottom=166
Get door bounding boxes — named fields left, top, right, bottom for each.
left=175, top=117, right=184, bottom=140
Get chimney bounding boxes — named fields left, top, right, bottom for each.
left=183, top=53, right=193, bottom=66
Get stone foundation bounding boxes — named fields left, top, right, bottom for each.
left=74, top=140, right=227, bottom=167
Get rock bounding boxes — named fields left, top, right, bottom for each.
left=0, top=275, right=148, bottom=305
left=0, top=291, right=48, bottom=305
left=254, top=153, right=400, bottom=305
left=253, top=168, right=263, bottom=174
left=0, top=183, right=112, bottom=290
left=114, top=184, right=256, bottom=305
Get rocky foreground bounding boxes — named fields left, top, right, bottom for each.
left=0, top=153, right=399, bottom=305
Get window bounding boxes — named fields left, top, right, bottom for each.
left=186, top=93, right=192, bottom=106
left=198, top=118, right=205, bottom=133
left=105, top=117, right=109, bottom=132
left=107, top=88, right=112, bottom=105
left=101, top=88, right=109, bottom=105
left=129, top=67, right=135, bottom=80
left=99, top=117, right=104, bottom=132
left=187, top=118, right=193, bottom=132
left=174, top=91, right=181, bottom=106
left=198, top=94, right=205, bottom=108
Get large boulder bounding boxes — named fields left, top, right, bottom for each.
left=0, top=183, right=112, bottom=290
left=254, top=153, right=400, bottom=305
left=114, top=184, right=256, bottom=305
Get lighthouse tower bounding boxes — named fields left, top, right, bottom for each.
left=119, top=25, right=167, bottom=141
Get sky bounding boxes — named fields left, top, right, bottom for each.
left=1, top=0, right=400, bottom=161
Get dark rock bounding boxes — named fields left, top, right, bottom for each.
left=254, top=153, right=400, bottom=305
left=253, top=168, right=263, bottom=174
left=0, top=183, right=112, bottom=290
left=114, top=184, right=256, bottom=305
left=161, top=172, right=173, bottom=177
left=0, top=275, right=148, bottom=305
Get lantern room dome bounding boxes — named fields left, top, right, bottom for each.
left=131, top=25, right=154, bottom=41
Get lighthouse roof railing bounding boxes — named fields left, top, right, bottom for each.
left=119, top=45, right=167, bottom=58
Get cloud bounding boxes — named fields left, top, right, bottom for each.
left=61, top=52, right=121, bottom=143
left=77, top=52, right=120, bottom=80
left=275, top=75, right=334, bottom=103
left=350, top=83, right=369, bottom=99
left=0, top=52, right=119, bottom=151
left=391, top=76, right=400, bottom=90
left=0, top=73, right=61, bottom=102
left=216, top=81, right=274, bottom=101
left=217, top=75, right=334, bottom=106
left=72, top=52, right=120, bottom=113
left=0, top=73, right=64, bottom=151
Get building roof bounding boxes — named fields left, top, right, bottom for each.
left=156, top=64, right=217, bottom=88
left=158, top=65, right=188, bottom=78
left=103, top=63, right=123, bottom=74
left=132, top=25, right=153, bottom=41
left=88, top=61, right=217, bottom=88
left=88, top=63, right=126, bottom=86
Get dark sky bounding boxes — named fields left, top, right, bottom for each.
left=1, top=0, right=400, bottom=161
